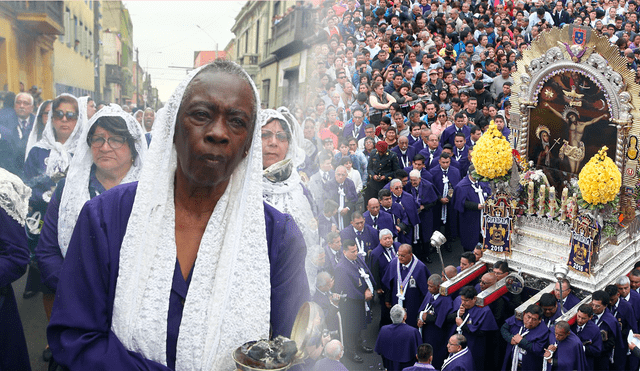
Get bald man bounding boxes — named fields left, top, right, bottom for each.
left=312, top=340, right=348, bottom=371
left=364, top=198, right=396, bottom=238
left=324, top=165, right=358, bottom=230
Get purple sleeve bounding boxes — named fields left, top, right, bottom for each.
left=35, top=180, right=65, bottom=292
left=47, top=190, right=171, bottom=370
left=265, top=204, right=311, bottom=337
left=0, top=207, right=29, bottom=287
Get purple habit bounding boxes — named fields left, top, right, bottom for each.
left=340, top=224, right=379, bottom=255
left=547, top=329, right=588, bottom=371
left=403, top=363, right=437, bottom=370
left=441, top=347, right=475, bottom=371
left=370, top=242, right=401, bottom=291
left=364, top=209, right=397, bottom=238
left=570, top=320, right=602, bottom=371
left=450, top=295, right=499, bottom=370
left=500, top=315, right=549, bottom=371
left=382, top=256, right=430, bottom=327
left=411, top=178, right=438, bottom=243
left=36, top=174, right=106, bottom=292
left=404, top=165, right=434, bottom=183
left=0, top=206, right=32, bottom=371
left=392, top=145, right=417, bottom=169
left=453, top=176, right=491, bottom=251
left=311, top=357, right=349, bottom=371
left=440, top=125, right=470, bottom=148
left=24, top=146, right=56, bottom=212
left=47, top=182, right=309, bottom=370
left=418, top=291, right=454, bottom=369
left=375, top=323, right=422, bottom=369
left=391, top=190, right=420, bottom=245
left=418, top=146, right=442, bottom=170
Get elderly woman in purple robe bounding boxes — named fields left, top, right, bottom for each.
left=47, top=60, right=309, bottom=370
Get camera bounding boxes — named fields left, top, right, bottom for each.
left=322, top=329, right=341, bottom=340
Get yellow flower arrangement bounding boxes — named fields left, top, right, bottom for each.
left=578, top=146, right=621, bottom=206
left=471, top=122, right=513, bottom=179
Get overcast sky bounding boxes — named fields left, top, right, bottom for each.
left=123, top=1, right=246, bottom=102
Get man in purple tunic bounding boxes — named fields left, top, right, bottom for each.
left=540, top=293, right=563, bottom=330
left=379, top=188, right=406, bottom=239
left=334, top=240, right=375, bottom=363
left=364, top=198, right=396, bottom=238
left=545, top=321, right=588, bottom=371
left=404, top=153, right=434, bottom=183
left=409, top=169, right=438, bottom=263
left=313, top=271, right=340, bottom=332
left=418, top=274, right=454, bottom=369
left=440, top=112, right=471, bottom=148
left=390, top=178, right=420, bottom=245
left=501, top=304, right=549, bottom=371
left=375, top=304, right=423, bottom=370
left=591, top=290, right=623, bottom=371
left=370, top=229, right=401, bottom=328
left=403, top=343, right=438, bottom=371
left=0, top=172, right=32, bottom=371
left=383, top=244, right=431, bottom=328
left=324, top=165, right=358, bottom=230
left=605, top=284, right=637, bottom=370
left=453, top=166, right=491, bottom=251
left=448, top=286, right=499, bottom=370
left=554, top=279, right=581, bottom=312
left=418, top=133, right=443, bottom=170
left=392, top=135, right=417, bottom=169
left=340, top=212, right=379, bottom=259
left=323, top=231, right=343, bottom=275
left=441, top=334, right=475, bottom=371
left=430, top=153, right=461, bottom=251
left=570, top=304, right=602, bottom=371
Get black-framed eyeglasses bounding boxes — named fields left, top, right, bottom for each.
left=53, top=110, right=78, bottom=120
left=438, top=114, right=446, bottom=117
left=90, top=135, right=126, bottom=149
left=261, top=130, right=289, bottom=143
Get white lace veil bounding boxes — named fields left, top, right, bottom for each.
left=111, top=60, right=269, bottom=370
left=34, top=94, right=85, bottom=178
left=261, top=108, right=320, bottom=294
left=0, top=167, right=32, bottom=226
left=57, top=105, right=147, bottom=257
left=25, top=100, right=51, bottom=161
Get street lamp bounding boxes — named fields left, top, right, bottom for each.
left=553, top=264, right=569, bottom=314
left=196, top=24, right=219, bottom=59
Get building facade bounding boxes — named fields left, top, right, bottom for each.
left=0, top=1, right=63, bottom=101
left=52, top=0, right=96, bottom=98
left=100, top=0, right=134, bottom=106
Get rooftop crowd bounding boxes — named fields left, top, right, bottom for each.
left=2, top=0, right=640, bottom=370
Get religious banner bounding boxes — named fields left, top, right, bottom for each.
left=482, top=191, right=517, bottom=255
left=567, top=213, right=601, bottom=276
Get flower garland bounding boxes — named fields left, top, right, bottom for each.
left=471, top=122, right=513, bottom=181
left=577, top=146, right=621, bottom=207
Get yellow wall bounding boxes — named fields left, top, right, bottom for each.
left=52, top=1, right=95, bottom=95
left=0, top=8, right=57, bottom=99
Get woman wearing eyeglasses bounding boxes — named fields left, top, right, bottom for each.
left=36, top=105, right=146, bottom=297
left=23, top=93, right=85, bottom=361
left=430, top=109, right=453, bottom=139
left=262, top=108, right=321, bottom=295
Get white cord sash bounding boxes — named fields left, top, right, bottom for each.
left=396, top=257, right=418, bottom=307
left=442, top=347, right=469, bottom=371
left=471, top=181, right=486, bottom=238
left=511, top=326, right=530, bottom=371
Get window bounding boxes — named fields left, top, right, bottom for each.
left=63, top=8, right=70, bottom=44
left=244, top=30, right=248, bottom=53
left=73, top=16, right=78, bottom=51
left=255, top=20, right=260, bottom=55
left=262, top=79, right=270, bottom=108
left=79, top=21, right=84, bottom=55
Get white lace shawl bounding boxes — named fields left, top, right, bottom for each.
left=111, top=62, right=269, bottom=371
left=58, top=105, right=147, bottom=257
left=0, top=168, right=32, bottom=226
left=33, top=94, right=85, bottom=178
left=261, top=108, right=320, bottom=295
left=25, top=101, right=50, bottom=161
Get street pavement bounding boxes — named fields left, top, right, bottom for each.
left=15, top=237, right=465, bottom=371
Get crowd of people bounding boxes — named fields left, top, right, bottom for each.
left=3, top=0, right=640, bottom=370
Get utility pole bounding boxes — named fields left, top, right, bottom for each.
left=135, top=47, right=139, bottom=109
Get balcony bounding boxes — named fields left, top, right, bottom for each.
left=105, top=64, right=122, bottom=85
left=266, top=7, right=314, bottom=58
left=3, top=1, right=63, bottom=34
